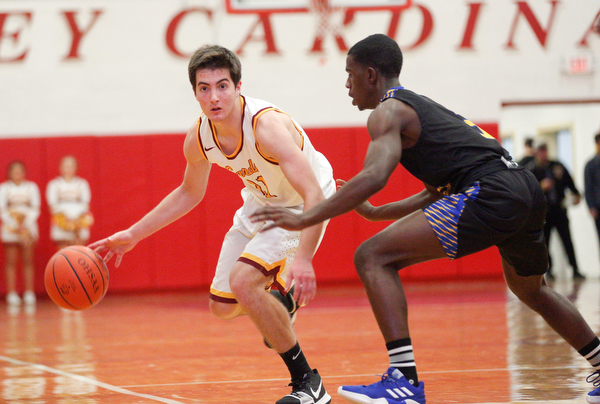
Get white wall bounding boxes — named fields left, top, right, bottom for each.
left=1, top=0, right=600, bottom=275
left=0, top=0, right=599, bottom=136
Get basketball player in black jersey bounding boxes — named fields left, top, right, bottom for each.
left=251, top=34, right=600, bottom=404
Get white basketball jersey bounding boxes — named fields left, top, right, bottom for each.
left=195, top=95, right=333, bottom=207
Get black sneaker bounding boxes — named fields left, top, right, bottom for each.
left=277, top=369, right=331, bottom=404
left=264, top=285, right=299, bottom=349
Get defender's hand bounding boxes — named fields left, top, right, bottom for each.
left=250, top=206, right=308, bottom=231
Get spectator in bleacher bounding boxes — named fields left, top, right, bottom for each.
left=0, top=161, right=40, bottom=306
left=46, top=155, right=93, bottom=250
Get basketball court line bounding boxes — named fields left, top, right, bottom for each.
left=0, top=355, right=187, bottom=404
left=0, top=351, right=591, bottom=404
left=116, top=365, right=592, bottom=404
left=119, top=364, right=589, bottom=387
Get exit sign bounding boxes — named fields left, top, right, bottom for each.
left=563, top=52, right=594, bottom=75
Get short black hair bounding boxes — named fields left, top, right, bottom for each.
left=524, top=137, right=534, bottom=148
left=348, top=34, right=403, bottom=79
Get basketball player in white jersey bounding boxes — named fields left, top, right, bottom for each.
left=90, top=45, right=334, bottom=404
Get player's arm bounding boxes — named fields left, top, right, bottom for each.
left=253, top=111, right=326, bottom=304
left=594, top=12, right=600, bottom=34
left=90, top=122, right=212, bottom=266
left=338, top=179, right=441, bottom=221
left=251, top=99, right=406, bottom=229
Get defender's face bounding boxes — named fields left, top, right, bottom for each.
left=194, top=68, right=241, bottom=122
left=345, top=54, right=376, bottom=111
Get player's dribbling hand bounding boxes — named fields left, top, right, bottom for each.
left=88, top=230, right=138, bottom=268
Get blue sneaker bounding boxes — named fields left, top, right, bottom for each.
left=338, top=367, right=425, bottom=404
left=587, top=371, right=600, bottom=403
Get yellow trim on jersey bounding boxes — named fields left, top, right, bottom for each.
left=252, top=108, right=305, bottom=165
left=195, top=115, right=208, bottom=160
left=252, top=107, right=279, bottom=165
left=209, top=97, right=246, bottom=160
left=209, top=287, right=236, bottom=301
left=240, top=252, right=288, bottom=291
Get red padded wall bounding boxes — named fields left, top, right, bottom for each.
left=0, top=124, right=501, bottom=295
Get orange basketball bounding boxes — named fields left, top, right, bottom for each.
left=44, top=245, right=109, bottom=310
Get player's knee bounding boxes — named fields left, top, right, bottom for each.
left=230, top=262, right=266, bottom=299
left=209, top=299, right=242, bottom=320
left=229, top=269, right=246, bottom=295
left=354, top=240, right=378, bottom=277
left=506, top=280, right=545, bottom=311
left=229, top=267, right=258, bottom=304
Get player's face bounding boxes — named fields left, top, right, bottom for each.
left=345, top=55, right=378, bottom=111
left=194, top=68, right=241, bottom=122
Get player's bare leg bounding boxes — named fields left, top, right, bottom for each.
left=209, top=299, right=246, bottom=320
left=502, top=258, right=600, bottom=402
left=229, top=261, right=331, bottom=403
left=354, top=210, right=446, bottom=342
left=229, top=261, right=296, bottom=352
left=338, top=211, right=443, bottom=404
left=502, top=258, right=596, bottom=350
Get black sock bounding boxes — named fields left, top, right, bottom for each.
left=579, top=337, right=600, bottom=370
left=387, top=338, right=418, bottom=386
left=280, top=342, right=311, bottom=381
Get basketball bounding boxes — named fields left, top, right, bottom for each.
left=44, top=245, right=109, bottom=310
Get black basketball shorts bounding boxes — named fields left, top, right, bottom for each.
left=423, top=167, right=548, bottom=276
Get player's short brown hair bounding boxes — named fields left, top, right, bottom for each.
left=188, top=45, right=242, bottom=90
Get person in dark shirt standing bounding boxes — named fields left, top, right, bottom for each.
left=584, top=132, right=600, bottom=261
left=526, top=143, right=584, bottom=279
left=518, top=137, right=535, bottom=167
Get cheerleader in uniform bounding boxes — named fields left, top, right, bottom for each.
left=46, top=155, right=93, bottom=250
left=0, top=161, right=41, bottom=306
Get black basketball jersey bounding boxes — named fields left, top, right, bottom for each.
left=382, top=87, right=512, bottom=193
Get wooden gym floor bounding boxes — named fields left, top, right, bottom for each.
left=0, top=277, right=598, bottom=403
